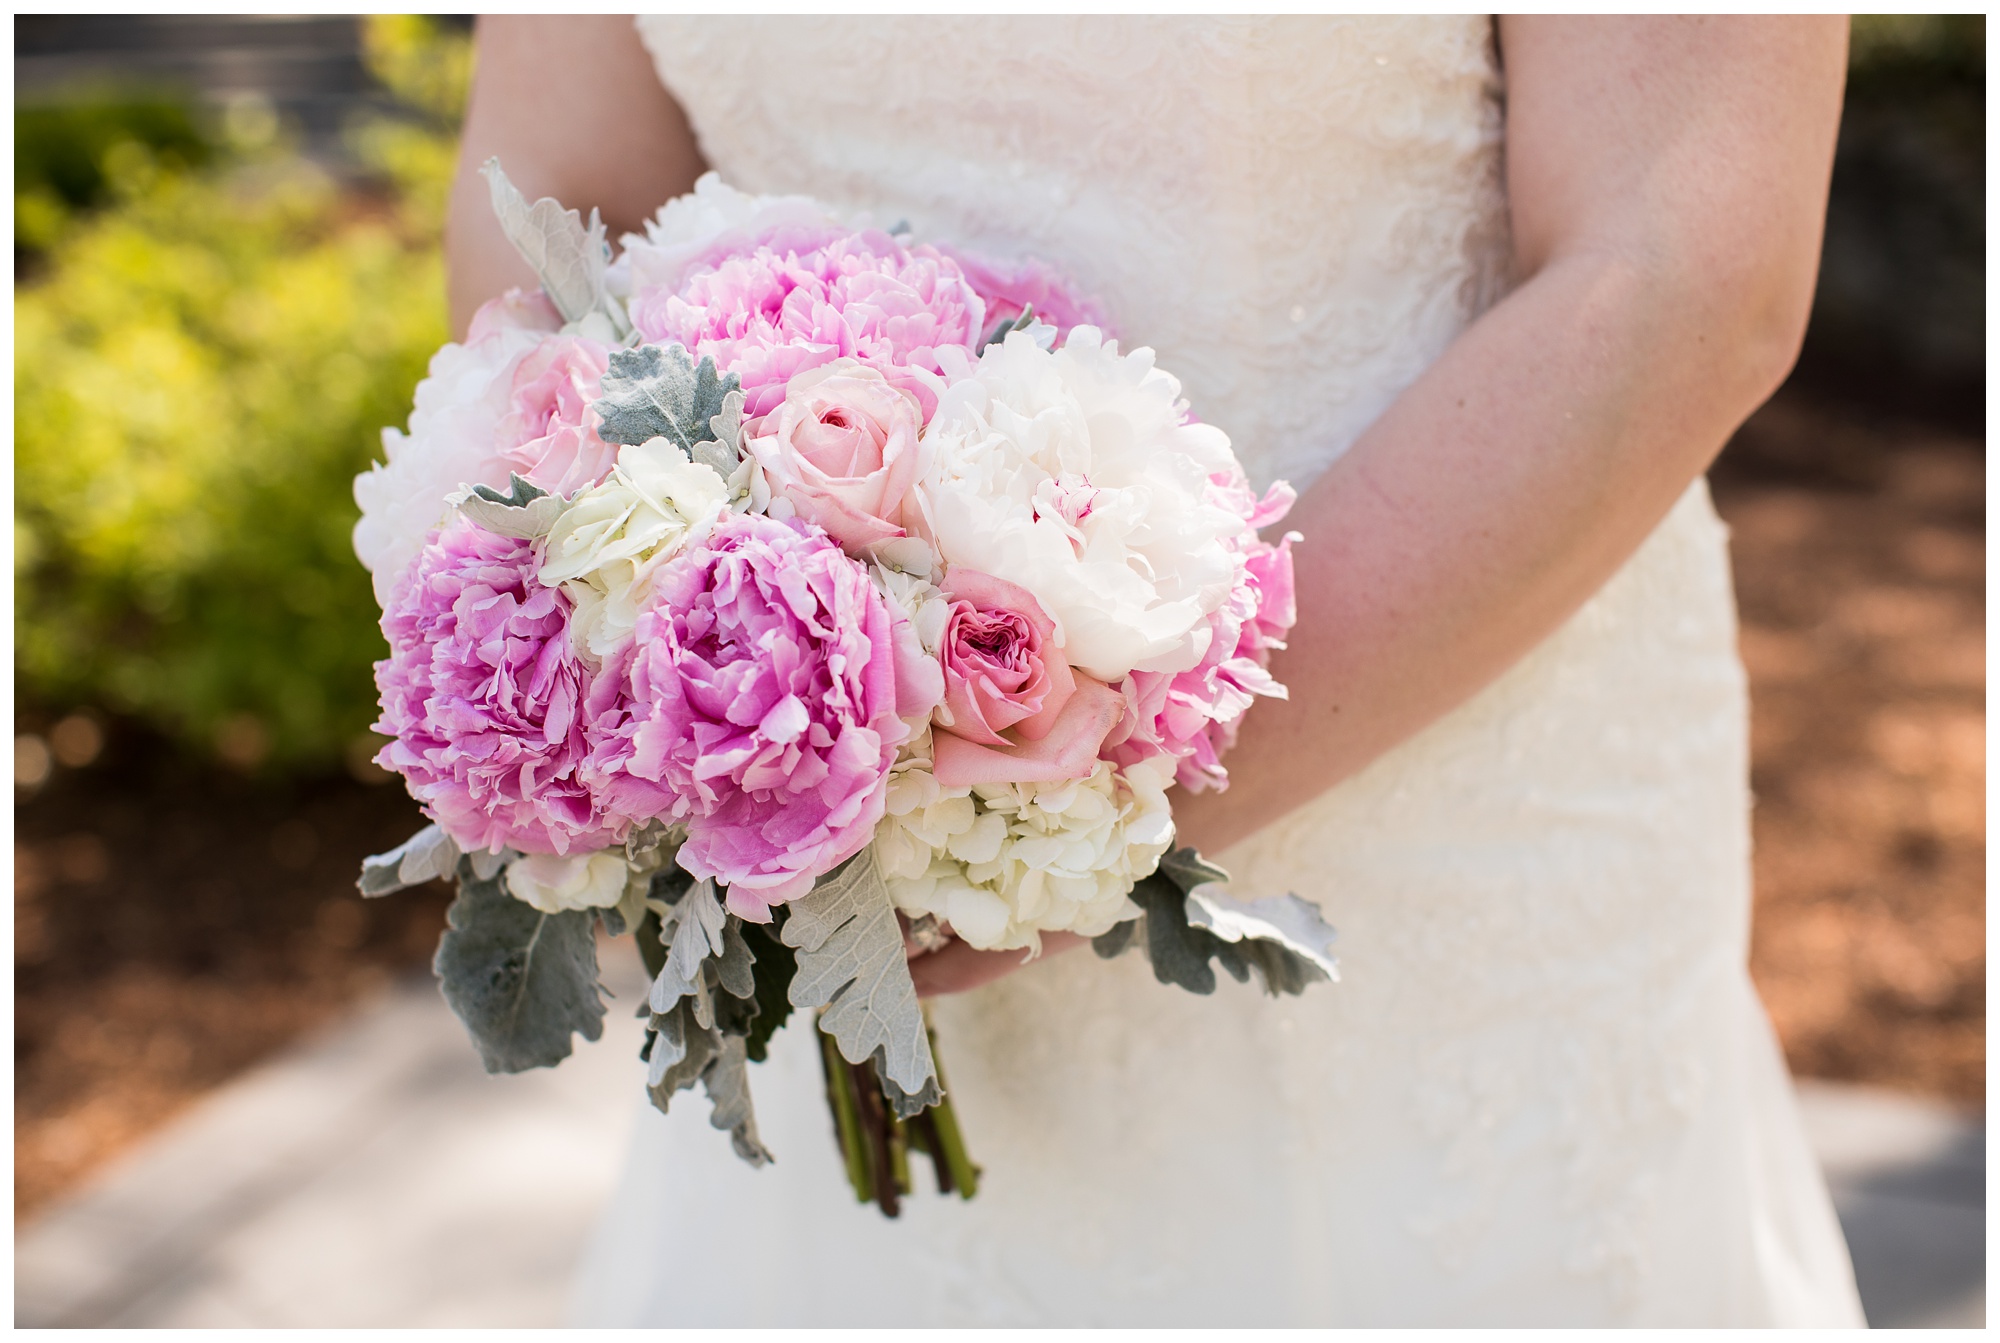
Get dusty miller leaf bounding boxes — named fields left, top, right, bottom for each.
left=1126, top=871, right=1227, bottom=995
left=691, top=388, right=746, bottom=478
left=1091, top=918, right=1138, bottom=960
left=876, top=1047, right=942, bottom=1119
left=738, top=917, right=797, bottom=1063
left=592, top=343, right=740, bottom=451
left=481, top=158, right=607, bottom=325
left=646, top=995, right=718, bottom=1106
left=702, top=1034, right=774, bottom=1165
left=359, top=824, right=459, bottom=897
left=1184, top=888, right=1339, bottom=987
left=781, top=851, right=939, bottom=1105
left=450, top=473, right=567, bottom=540
left=1122, top=847, right=1338, bottom=999
left=716, top=918, right=757, bottom=999
left=433, top=864, right=606, bottom=1072
left=649, top=878, right=726, bottom=1015
left=1160, top=847, right=1232, bottom=892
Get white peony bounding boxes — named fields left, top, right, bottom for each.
left=874, top=730, right=1175, bottom=953
left=610, top=172, right=846, bottom=299
left=506, top=849, right=632, bottom=913
left=538, top=438, right=732, bottom=663
left=353, top=323, right=546, bottom=604
left=915, top=327, right=1250, bottom=682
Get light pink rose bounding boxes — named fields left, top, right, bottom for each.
left=926, top=567, right=1124, bottom=789
left=933, top=567, right=1073, bottom=746
left=496, top=336, right=618, bottom=496
left=744, top=361, right=925, bottom=555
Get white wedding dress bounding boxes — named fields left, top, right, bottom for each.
left=569, top=16, right=1866, bottom=1327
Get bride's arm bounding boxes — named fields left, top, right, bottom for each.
left=444, top=16, right=705, bottom=337
left=913, top=16, right=1847, bottom=995
left=1173, top=16, right=1846, bottom=856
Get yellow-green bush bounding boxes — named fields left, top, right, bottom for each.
left=15, top=17, right=470, bottom=771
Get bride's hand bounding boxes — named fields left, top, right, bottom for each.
left=907, top=931, right=1087, bottom=998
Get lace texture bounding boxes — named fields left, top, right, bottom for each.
left=569, top=17, right=1866, bottom=1326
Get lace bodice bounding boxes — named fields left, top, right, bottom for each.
left=578, top=17, right=1864, bottom=1326
left=637, top=15, right=1508, bottom=492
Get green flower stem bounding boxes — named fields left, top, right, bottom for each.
left=924, top=1085, right=981, bottom=1201
left=818, top=1029, right=871, bottom=1205
left=923, top=1013, right=981, bottom=1199
left=886, top=1100, right=913, bottom=1198
left=846, top=1053, right=903, bottom=1218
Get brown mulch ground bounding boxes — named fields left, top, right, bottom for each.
left=1710, top=389, right=1985, bottom=1103
left=12, top=745, right=452, bottom=1218
left=12, top=388, right=1985, bottom=1220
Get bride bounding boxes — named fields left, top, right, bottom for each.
left=446, top=16, right=1860, bottom=1326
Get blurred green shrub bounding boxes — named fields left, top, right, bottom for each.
left=14, top=92, right=214, bottom=259
left=15, top=16, right=472, bottom=773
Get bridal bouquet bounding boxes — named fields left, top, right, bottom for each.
left=354, top=166, right=1333, bottom=1215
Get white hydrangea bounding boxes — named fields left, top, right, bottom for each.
left=352, top=324, right=545, bottom=604
left=538, top=438, right=732, bottom=663
left=506, top=849, right=632, bottom=913
left=610, top=172, right=847, bottom=299
left=874, top=730, right=1175, bottom=953
left=916, top=327, right=1250, bottom=683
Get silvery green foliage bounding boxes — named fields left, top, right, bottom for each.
left=693, top=388, right=747, bottom=480
left=639, top=891, right=774, bottom=1167
left=646, top=994, right=718, bottom=1100
left=1096, top=847, right=1338, bottom=999
left=716, top=918, right=758, bottom=999
left=1090, top=917, right=1138, bottom=961
left=450, top=473, right=567, bottom=540
left=649, top=878, right=727, bottom=1014
left=481, top=158, right=609, bottom=327
left=783, top=851, right=940, bottom=1116
left=467, top=847, right=510, bottom=881
left=358, top=824, right=459, bottom=896
left=877, top=1047, right=942, bottom=1118
left=592, top=343, right=741, bottom=452
left=433, top=859, right=606, bottom=1073
left=1159, top=846, right=1231, bottom=892
left=1184, top=888, right=1339, bottom=989
left=702, top=1034, right=774, bottom=1165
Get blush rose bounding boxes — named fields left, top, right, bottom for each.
left=927, top=567, right=1124, bottom=788
left=744, top=360, right=925, bottom=556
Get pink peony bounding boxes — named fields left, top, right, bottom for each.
left=496, top=335, right=619, bottom=496
left=744, top=360, right=924, bottom=555
left=938, top=247, right=1113, bottom=345
left=580, top=512, right=911, bottom=919
left=1106, top=477, right=1299, bottom=792
left=373, top=518, right=619, bottom=857
left=627, top=228, right=985, bottom=419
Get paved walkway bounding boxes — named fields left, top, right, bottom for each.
left=15, top=956, right=1984, bottom=1327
